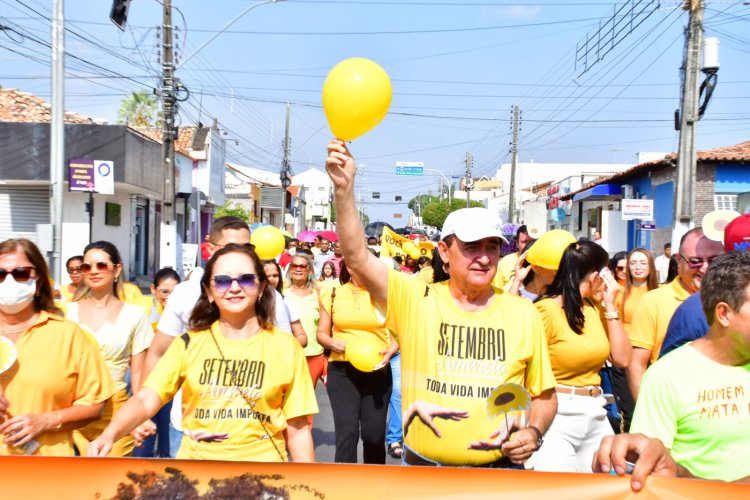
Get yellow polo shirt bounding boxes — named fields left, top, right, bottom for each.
left=615, top=286, right=649, bottom=334
left=628, top=278, right=691, bottom=364
left=498, top=252, right=519, bottom=290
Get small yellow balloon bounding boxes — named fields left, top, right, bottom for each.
left=322, top=58, right=392, bottom=141
left=402, top=241, right=417, bottom=255
left=346, top=337, right=384, bottom=373
left=409, top=249, right=422, bottom=260
left=250, top=226, right=286, bottom=260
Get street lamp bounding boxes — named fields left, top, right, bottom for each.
left=176, top=0, right=285, bottom=70
left=424, top=168, right=451, bottom=206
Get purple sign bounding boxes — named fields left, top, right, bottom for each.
left=68, top=159, right=95, bottom=192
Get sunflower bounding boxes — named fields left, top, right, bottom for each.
left=487, top=382, right=532, bottom=418
left=0, top=336, right=17, bottom=374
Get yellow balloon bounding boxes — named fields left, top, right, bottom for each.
left=0, top=336, right=17, bottom=374
left=409, top=249, right=422, bottom=260
left=525, top=229, right=576, bottom=271
left=402, top=241, right=417, bottom=255
left=322, top=58, right=392, bottom=141
left=346, top=337, right=384, bottom=373
left=250, top=226, right=286, bottom=260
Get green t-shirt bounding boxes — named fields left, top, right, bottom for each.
left=631, top=343, right=750, bottom=481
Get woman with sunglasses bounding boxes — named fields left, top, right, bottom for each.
left=60, top=255, right=84, bottom=302
left=0, top=239, right=114, bottom=456
left=284, top=254, right=326, bottom=387
left=531, top=240, right=631, bottom=472
left=609, top=252, right=628, bottom=286
left=88, top=244, right=318, bottom=462
left=67, top=241, right=153, bottom=456
left=610, top=248, right=659, bottom=432
left=316, top=259, right=398, bottom=464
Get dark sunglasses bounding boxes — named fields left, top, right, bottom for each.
left=615, top=266, right=625, bottom=271
left=212, top=273, right=257, bottom=292
left=290, top=263, right=309, bottom=270
left=82, top=262, right=113, bottom=273
left=0, top=267, right=36, bottom=283
left=683, top=256, right=716, bottom=270
left=67, top=266, right=83, bottom=274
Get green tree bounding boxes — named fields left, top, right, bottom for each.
left=214, top=200, right=252, bottom=222
left=117, top=90, right=159, bottom=127
left=422, top=198, right=484, bottom=229
left=407, top=194, right=440, bottom=213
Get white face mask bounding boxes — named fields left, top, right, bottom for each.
left=0, top=275, right=37, bottom=314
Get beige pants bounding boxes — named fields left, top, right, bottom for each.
left=72, top=388, right=134, bottom=457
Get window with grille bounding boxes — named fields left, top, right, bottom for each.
left=714, top=194, right=737, bottom=211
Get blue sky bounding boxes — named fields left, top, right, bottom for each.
left=2, top=0, right=749, bottom=226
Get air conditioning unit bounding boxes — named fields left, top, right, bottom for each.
left=621, top=184, right=634, bottom=199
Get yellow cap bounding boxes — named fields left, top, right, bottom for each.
left=525, top=229, right=576, bottom=270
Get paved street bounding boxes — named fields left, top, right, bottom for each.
left=312, top=382, right=401, bottom=465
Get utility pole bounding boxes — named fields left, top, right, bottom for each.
left=508, top=104, right=520, bottom=223
left=465, top=152, right=474, bottom=208
left=160, top=0, right=177, bottom=268
left=49, top=0, right=65, bottom=284
left=673, top=0, right=703, bottom=247
left=280, top=102, right=292, bottom=230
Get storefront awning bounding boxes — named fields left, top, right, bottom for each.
left=572, top=183, right=622, bottom=202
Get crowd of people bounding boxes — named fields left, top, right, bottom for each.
left=0, top=140, right=747, bottom=492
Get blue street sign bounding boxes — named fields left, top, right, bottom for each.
left=641, top=223, right=656, bottom=231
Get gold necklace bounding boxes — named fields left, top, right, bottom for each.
left=87, top=297, right=116, bottom=309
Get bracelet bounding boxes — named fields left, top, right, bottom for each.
left=54, top=412, right=63, bottom=431
left=603, top=310, right=619, bottom=320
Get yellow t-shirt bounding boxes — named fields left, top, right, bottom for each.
left=416, top=266, right=435, bottom=284
left=120, top=282, right=143, bottom=304
left=615, top=286, right=649, bottom=333
left=143, top=322, right=318, bottom=462
left=320, top=284, right=390, bottom=363
left=534, top=298, right=610, bottom=387
left=384, top=268, right=555, bottom=466
left=66, top=302, right=154, bottom=391
left=629, top=278, right=691, bottom=363
left=284, top=290, right=324, bottom=357
left=0, top=312, right=115, bottom=456
left=498, top=252, right=519, bottom=290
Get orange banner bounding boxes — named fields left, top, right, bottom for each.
left=1, top=456, right=747, bottom=499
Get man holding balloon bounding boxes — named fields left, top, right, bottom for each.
left=326, top=139, right=558, bottom=468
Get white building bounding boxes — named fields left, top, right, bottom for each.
left=293, top=167, right=332, bottom=231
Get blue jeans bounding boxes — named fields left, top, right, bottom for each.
left=386, top=353, right=402, bottom=446
left=169, top=423, right=182, bottom=458
left=133, top=401, right=173, bottom=458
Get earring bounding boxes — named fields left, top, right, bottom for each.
left=114, top=276, right=119, bottom=283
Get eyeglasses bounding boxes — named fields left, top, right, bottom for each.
left=212, top=273, right=257, bottom=292
left=682, top=256, right=716, bottom=270
left=67, top=266, right=83, bottom=274
left=0, top=267, right=36, bottom=283
left=156, top=288, right=173, bottom=296
left=615, top=266, right=625, bottom=271
left=82, top=262, right=113, bottom=273
left=289, top=263, right=309, bottom=270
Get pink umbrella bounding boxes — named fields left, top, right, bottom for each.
left=297, top=230, right=318, bottom=242
left=318, top=230, right=339, bottom=242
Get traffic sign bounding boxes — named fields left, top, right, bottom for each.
left=641, top=223, right=655, bottom=231
left=395, top=161, right=424, bottom=176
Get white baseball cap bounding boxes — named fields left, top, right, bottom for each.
left=441, top=208, right=508, bottom=243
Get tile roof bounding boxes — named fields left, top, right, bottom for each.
left=0, top=88, right=94, bottom=124
left=131, top=127, right=197, bottom=156
left=562, top=139, right=750, bottom=200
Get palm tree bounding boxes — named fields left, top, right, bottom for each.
left=117, top=90, right=159, bottom=127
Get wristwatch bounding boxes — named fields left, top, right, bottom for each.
left=603, top=310, right=620, bottom=320
left=527, top=425, right=544, bottom=450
